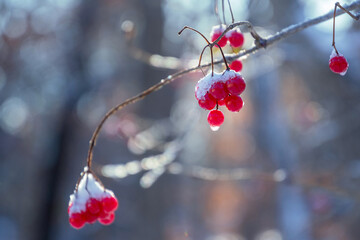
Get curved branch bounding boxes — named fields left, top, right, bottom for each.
left=86, top=0, right=360, bottom=169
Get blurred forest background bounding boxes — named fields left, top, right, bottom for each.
left=1, top=0, right=360, bottom=239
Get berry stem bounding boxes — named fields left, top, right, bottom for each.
left=222, top=0, right=226, bottom=25
left=332, top=2, right=359, bottom=54
left=210, top=45, right=214, bottom=76
left=178, top=26, right=211, bottom=45
left=227, top=0, right=235, bottom=24
left=84, top=173, right=91, bottom=195
left=74, top=171, right=86, bottom=194
left=214, top=0, right=222, bottom=25
left=214, top=43, right=230, bottom=70
left=198, top=45, right=210, bottom=76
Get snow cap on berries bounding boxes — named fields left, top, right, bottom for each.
left=210, top=24, right=226, bottom=35
left=195, top=70, right=238, bottom=100
left=68, top=168, right=118, bottom=229
left=69, top=170, right=114, bottom=215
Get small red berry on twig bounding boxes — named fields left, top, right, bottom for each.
left=198, top=92, right=217, bottom=110
left=210, top=25, right=228, bottom=47
left=225, top=75, right=246, bottom=95
left=229, top=60, right=243, bottom=72
left=227, top=29, right=244, bottom=48
left=225, top=95, right=244, bottom=112
left=207, top=109, right=225, bottom=130
left=209, top=82, right=228, bottom=100
left=329, top=50, right=349, bottom=76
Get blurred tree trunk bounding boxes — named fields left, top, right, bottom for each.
left=37, top=1, right=99, bottom=239
left=250, top=0, right=312, bottom=239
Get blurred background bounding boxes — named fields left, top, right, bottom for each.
left=1, top=0, right=360, bottom=239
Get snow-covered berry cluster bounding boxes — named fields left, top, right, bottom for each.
left=210, top=25, right=244, bottom=48
left=68, top=171, right=118, bottom=229
left=329, top=50, right=348, bottom=76
left=195, top=69, right=246, bottom=130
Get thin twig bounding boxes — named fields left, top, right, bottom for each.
left=86, top=1, right=360, bottom=169
left=214, top=0, right=222, bottom=25
left=214, top=43, right=230, bottom=70
left=227, top=0, right=234, bottom=23
left=332, top=2, right=360, bottom=54
left=198, top=45, right=210, bottom=75
left=178, top=26, right=210, bottom=45
left=222, top=0, right=226, bottom=25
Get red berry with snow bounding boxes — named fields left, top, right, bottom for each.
left=68, top=171, right=118, bottom=229
left=69, top=213, right=86, bottom=229
left=210, top=25, right=228, bottom=48
left=227, top=29, right=244, bottom=48
left=86, top=198, right=101, bottom=215
left=99, top=212, right=115, bottom=225
left=225, top=75, right=246, bottom=95
left=225, top=95, right=244, bottom=112
left=209, top=82, right=228, bottom=100
left=329, top=52, right=348, bottom=76
left=83, top=210, right=98, bottom=224
left=102, top=196, right=118, bottom=213
left=198, top=92, right=216, bottom=110
left=229, top=60, right=243, bottom=72
left=218, top=98, right=225, bottom=106
left=207, top=109, right=225, bottom=127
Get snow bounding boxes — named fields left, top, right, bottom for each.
left=225, top=28, right=240, bottom=38
left=329, top=48, right=342, bottom=59
left=210, top=126, right=220, bottom=131
left=210, top=24, right=226, bottom=35
left=339, top=68, right=348, bottom=76
left=195, top=70, right=239, bottom=100
left=69, top=170, right=115, bottom=215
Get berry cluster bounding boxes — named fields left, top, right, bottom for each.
left=210, top=25, right=244, bottom=48
left=210, top=25, right=244, bottom=73
left=329, top=50, right=348, bottom=76
left=195, top=69, right=246, bottom=130
left=68, top=172, right=118, bottom=229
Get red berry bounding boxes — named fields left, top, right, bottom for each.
left=198, top=92, right=216, bottom=110
left=225, top=75, right=246, bottom=95
left=69, top=212, right=86, bottom=229
left=209, top=82, right=228, bottom=100
left=329, top=54, right=348, bottom=75
left=210, top=26, right=228, bottom=48
left=86, top=198, right=101, bottom=215
left=102, top=196, right=118, bottom=213
left=83, top=210, right=98, bottom=224
left=207, top=110, right=224, bottom=127
left=211, top=32, right=228, bottom=47
left=99, top=212, right=115, bottom=225
left=228, top=29, right=244, bottom=48
left=225, top=95, right=244, bottom=112
left=229, top=60, right=242, bottom=72
left=218, top=98, right=226, bottom=106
